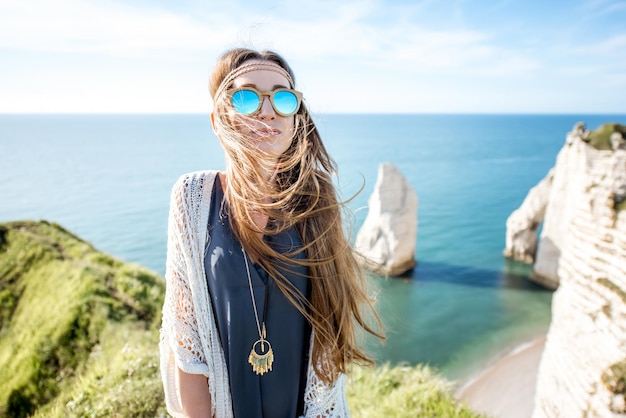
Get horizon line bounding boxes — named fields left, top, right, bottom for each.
left=1, top=111, right=626, bottom=116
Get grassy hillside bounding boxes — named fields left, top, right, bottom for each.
left=0, top=220, right=166, bottom=417
left=0, top=220, right=485, bottom=417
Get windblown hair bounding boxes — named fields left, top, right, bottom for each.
left=209, top=47, right=384, bottom=383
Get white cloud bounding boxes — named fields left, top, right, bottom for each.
left=0, top=0, right=622, bottom=113
left=233, top=9, right=543, bottom=84
left=585, top=34, right=626, bottom=55
left=0, top=0, right=540, bottom=75
left=0, top=0, right=237, bottom=55
left=580, top=0, right=626, bottom=17
left=559, top=33, right=626, bottom=80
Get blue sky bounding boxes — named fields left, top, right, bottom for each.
left=1, top=0, right=624, bottom=113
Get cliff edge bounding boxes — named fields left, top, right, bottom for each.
left=532, top=124, right=626, bottom=416
left=504, top=123, right=626, bottom=417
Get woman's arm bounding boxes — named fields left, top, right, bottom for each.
left=302, top=338, right=349, bottom=417
left=161, top=173, right=218, bottom=416
left=177, top=368, right=212, bottom=418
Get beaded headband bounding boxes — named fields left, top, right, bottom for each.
left=214, top=61, right=295, bottom=104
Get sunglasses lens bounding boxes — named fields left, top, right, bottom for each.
left=273, top=90, right=299, bottom=115
left=231, top=89, right=260, bottom=115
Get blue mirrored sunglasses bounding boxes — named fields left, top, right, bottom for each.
left=227, top=87, right=303, bottom=117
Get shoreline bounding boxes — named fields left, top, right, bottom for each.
left=455, top=336, right=546, bottom=418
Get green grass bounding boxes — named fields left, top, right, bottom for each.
left=0, top=220, right=166, bottom=417
left=583, top=123, right=626, bottom=150
left=0, top=220, right=487, bottom=417
left=33, top=323, right=165, bottom=418
left=347, top=363, right=488, bottom=418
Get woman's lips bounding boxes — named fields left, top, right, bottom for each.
left=253, top=128, right=281, bottom=137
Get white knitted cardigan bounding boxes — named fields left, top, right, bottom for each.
left=159, top=170, right=348, bottom=418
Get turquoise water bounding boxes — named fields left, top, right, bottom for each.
left=1, top=113, right=624, bottom=382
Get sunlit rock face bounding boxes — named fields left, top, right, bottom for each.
left=355, top=162, right=418, bottom=277
left=505, top=122, right=626, bottom=290
left=531, top=125, right=589, bottom=289
left=503, top=169, right=553, bottom=265
left=531, top=123, right=626, bottom=417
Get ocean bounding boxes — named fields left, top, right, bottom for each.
left=2, top=113, right=624, bottom=383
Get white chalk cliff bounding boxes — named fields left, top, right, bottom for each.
left=505, top=122, right=626, bottom=290
left=503, top=169, right=554, bottom=265
left=516, top=123, right=626, bottom=417
left=355, top=162, right=418, bottom=276
left=531, top=123, right=588, bottom=289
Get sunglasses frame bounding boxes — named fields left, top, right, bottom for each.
left=227, top=87, right=303, bottom=117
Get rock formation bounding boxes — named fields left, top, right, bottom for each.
left=525, top=123, right=626, bottom=417
left=531, top=124, right=588, bottom=288
left=503, top=169, right=554, bottom=264
left=504, top=122, right=626, bottom=290
left=355, top=162, right=418, bottom=276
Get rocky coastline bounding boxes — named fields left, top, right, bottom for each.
left=500, top=122, right=626, bottom=417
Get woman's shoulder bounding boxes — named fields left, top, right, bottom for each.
left=173, top=169, right=220, bottom=185
left=171, top=170, right=219, bottom=193
left=168, top=170, right=220, bottom=215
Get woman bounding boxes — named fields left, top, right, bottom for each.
left=160, top=48, right=383, bottom=418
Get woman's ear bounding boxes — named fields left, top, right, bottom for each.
left=210, top=112, right=218, bottom=135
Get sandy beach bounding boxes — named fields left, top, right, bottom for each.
left=456, top=337, right=546, bottom=418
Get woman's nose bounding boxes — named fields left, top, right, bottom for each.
left=258, top=96, right=276, bottom=120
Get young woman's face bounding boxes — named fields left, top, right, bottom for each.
left=230, top=61, right=296, bottom=158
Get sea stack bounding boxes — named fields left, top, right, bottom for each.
left=355, top=162, right=418, bottom=276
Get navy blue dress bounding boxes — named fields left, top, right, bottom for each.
left=204, top=176, right=311, bottom=418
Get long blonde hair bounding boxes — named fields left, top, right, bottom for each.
left=209, top=48, right=384, bottom=383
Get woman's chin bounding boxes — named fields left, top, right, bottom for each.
left=254, top=139, right=292, bottom=158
